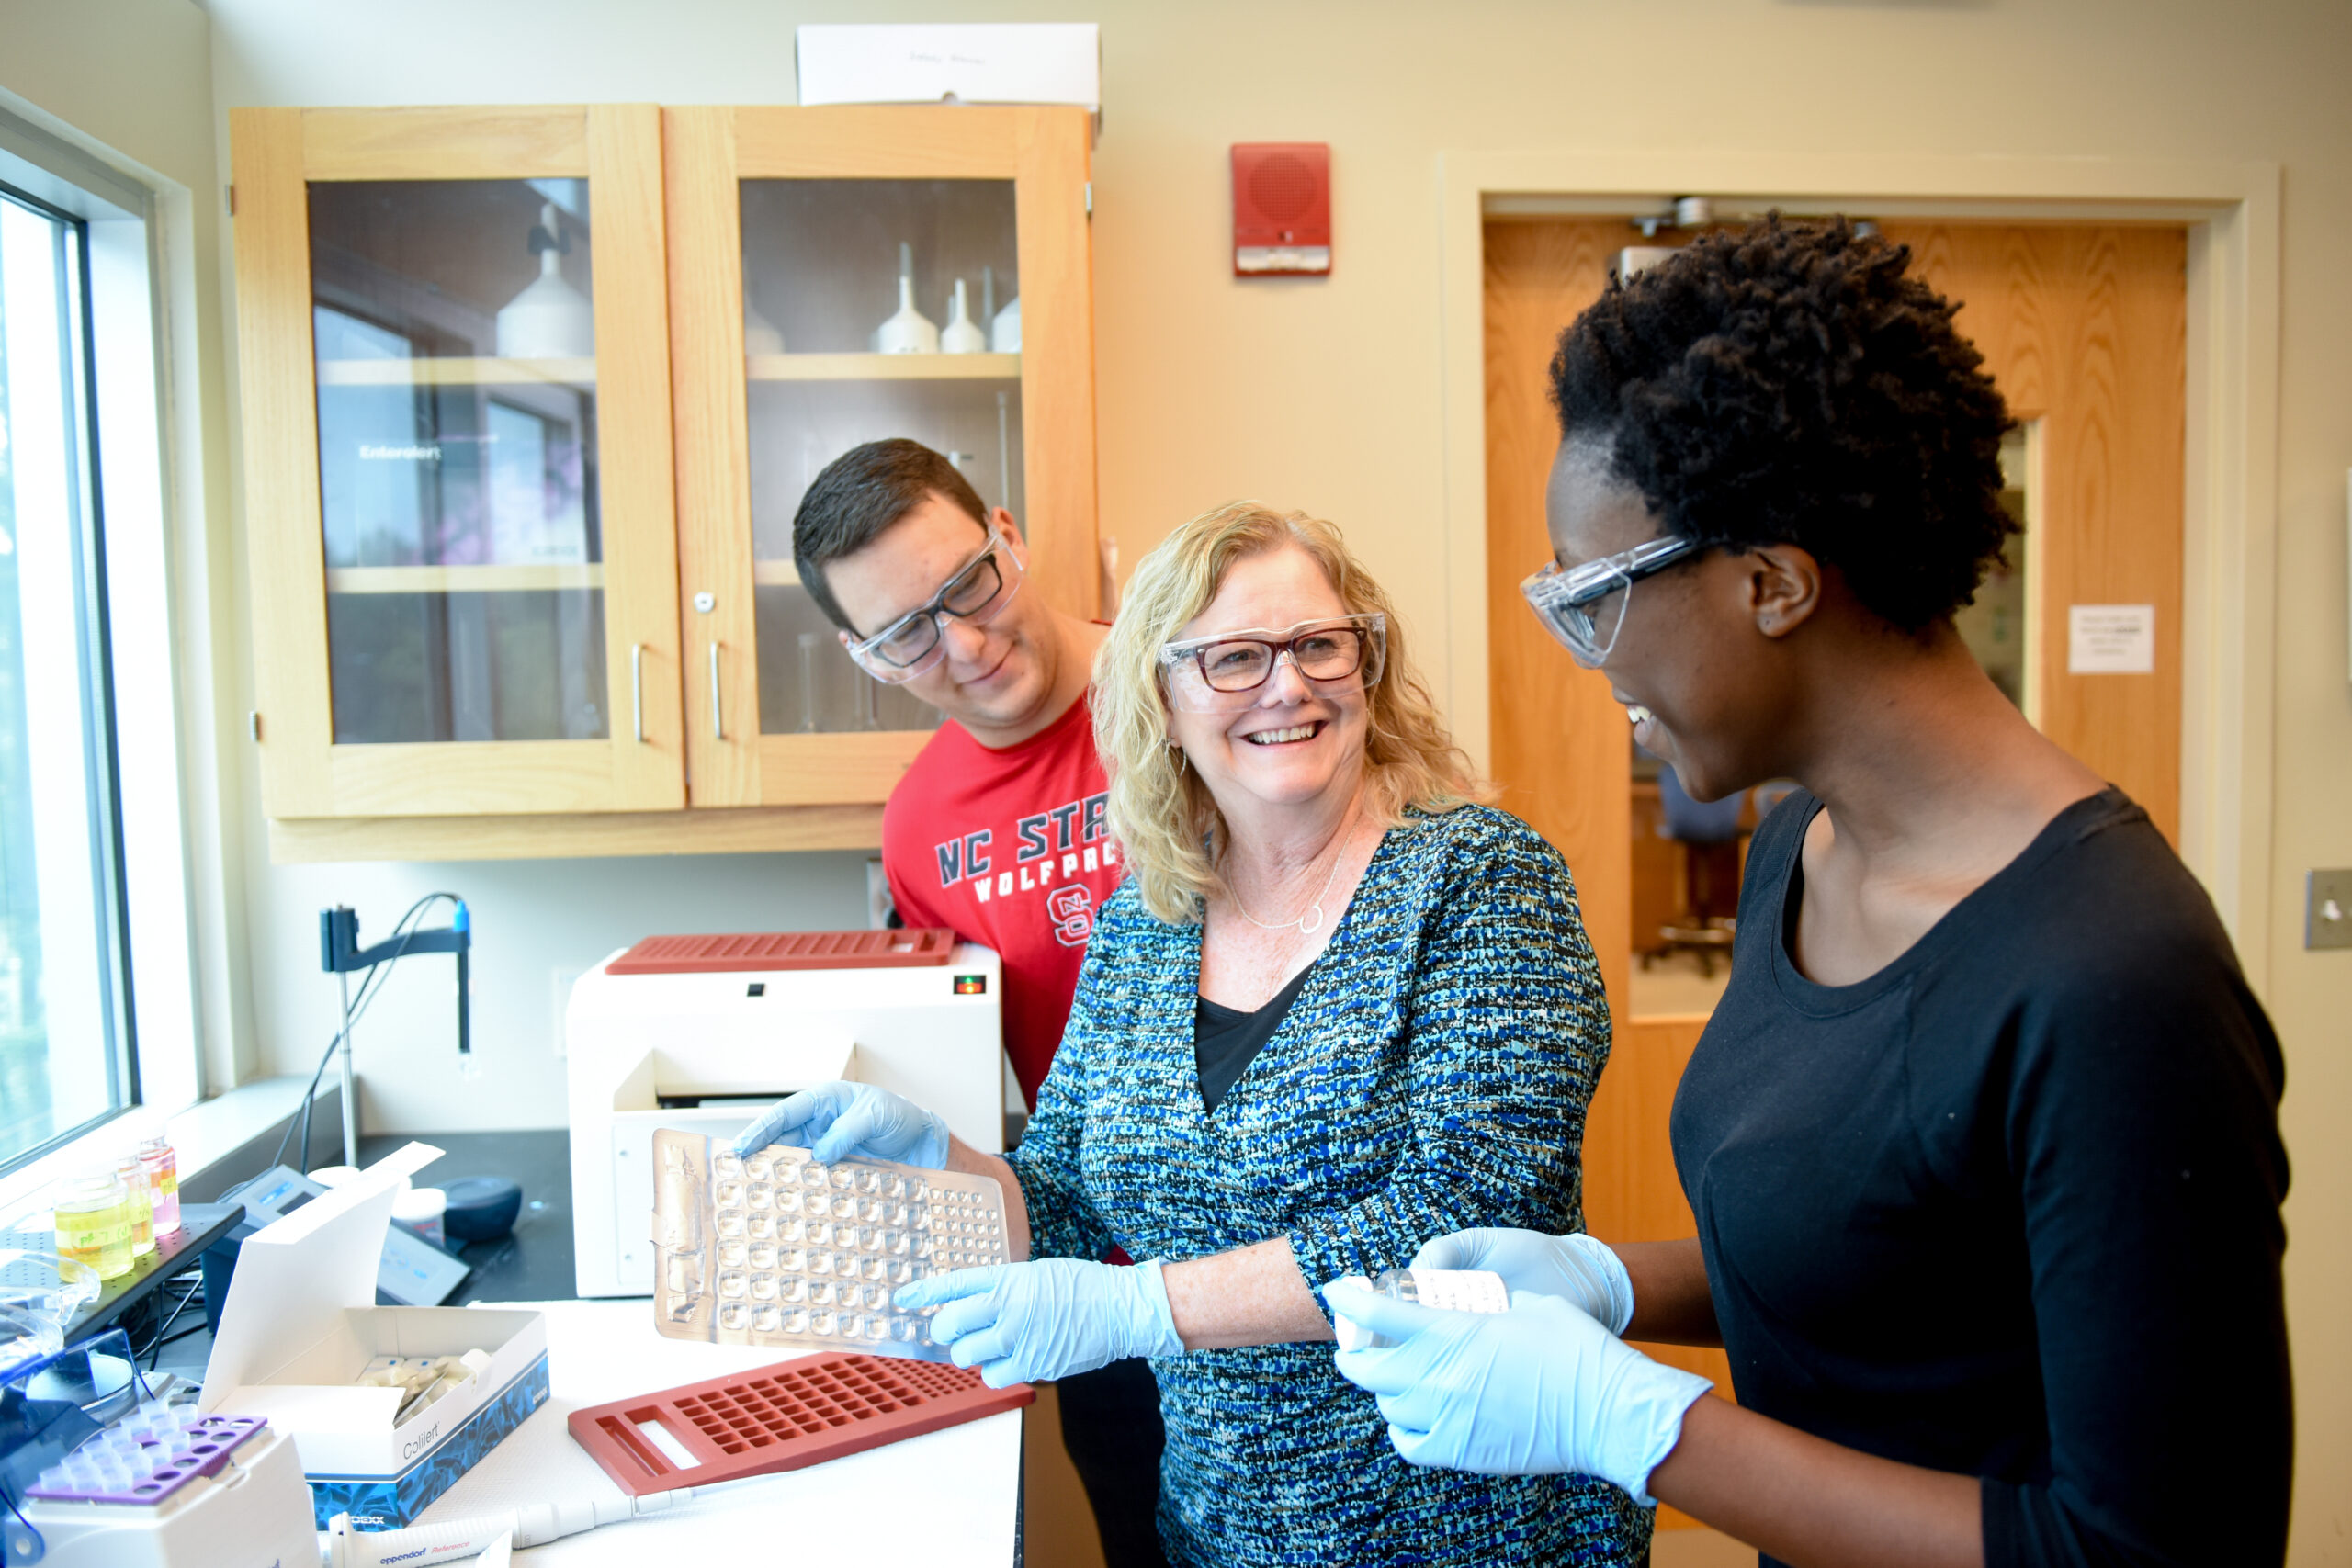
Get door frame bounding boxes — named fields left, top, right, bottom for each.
left=1435, top=152, right=2282, bottom=995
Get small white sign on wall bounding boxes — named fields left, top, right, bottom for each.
left=2067, top=604, right=2156, bottom=674
left=797, top=24, right=1101, bottom=114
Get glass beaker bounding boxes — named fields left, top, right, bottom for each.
left=51, top=1172, right=133, bottom=1281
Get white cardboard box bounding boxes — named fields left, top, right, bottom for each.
left=797, top=24, right=1101, bottom=117
left=198, top=1143, right=548, bottom=1522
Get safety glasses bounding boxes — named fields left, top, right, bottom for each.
left=1159, top=615, right=1387, bottom=713
left=1520, top=536, right=1702, bottom=667
left=845, top=525, right=1024, bottom=684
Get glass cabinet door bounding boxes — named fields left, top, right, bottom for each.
left=668, top=107, right=1098, bottom=808
left=741, top=177, right=1021, bottom=739
left=232, top=107, right=683, bottom=818
left=310, top=177, right=606, bottom=745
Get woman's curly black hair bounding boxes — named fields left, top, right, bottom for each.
left=1549, top=216, right=2015, bottom=632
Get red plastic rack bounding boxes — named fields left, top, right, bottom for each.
left=605, top=929, right=956, bottom=975
left=567, top=1352, right=1032, bottom=1496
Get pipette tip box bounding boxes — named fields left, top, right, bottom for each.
left=568, top=1351, right=1032, bottom=1496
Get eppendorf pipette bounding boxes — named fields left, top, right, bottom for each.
left=322, top=1487, right=709, bottom=1567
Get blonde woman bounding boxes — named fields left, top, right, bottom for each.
left=735, top=503, right=1645, bottom=1566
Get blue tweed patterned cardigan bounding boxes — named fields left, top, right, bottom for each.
left=1004, top=803, right=1649, bottom=1567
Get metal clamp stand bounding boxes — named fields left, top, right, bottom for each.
left=319, top=905, right=471, bottom=1168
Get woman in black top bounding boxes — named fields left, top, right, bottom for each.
left=1329, top=218, right=2291, bottom=1567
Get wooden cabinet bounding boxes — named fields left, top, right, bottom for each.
left=230, top=105, right=1097, bottom=861
left=663, top=106, right=1099, bottom=810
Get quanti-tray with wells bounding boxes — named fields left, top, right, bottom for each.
left=650, top=1127, right=1012, bottom=1360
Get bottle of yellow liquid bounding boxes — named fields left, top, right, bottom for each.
left=115, top=1155, right=155, bottom=1256
left=53, top=1169, right=134, bottom=1280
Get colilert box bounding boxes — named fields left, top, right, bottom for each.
left=198, top=1141, right=549, bottom=1528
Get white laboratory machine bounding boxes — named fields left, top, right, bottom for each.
left=566, top=931, right=1004, bottom=1298
left=4, top=1416, right=317, bottom=1568
left=0, top=1329, right=318, bottom=1568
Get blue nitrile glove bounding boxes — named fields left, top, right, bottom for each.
left=893, top=1258, right=1186, bottom=1389
left=730, top=1080, right=950, bottom=1168
left=1324, top=1282, right=1711, bottom=1506
left=1410, top=1228, right=1634, bottom=1335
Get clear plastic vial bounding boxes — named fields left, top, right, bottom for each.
left=138, top=1132, right=181, bottom=1235
left=1330, top=1268, right=1509, bottom=1351
left=53, top=1170, right=134, bottom=1280
left=115, top=1156, right=155, bottom=1256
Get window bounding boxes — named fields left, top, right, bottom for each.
left=0, top=181, right=135, bottom=1168
left=0, top=99, right=199, bottom=1185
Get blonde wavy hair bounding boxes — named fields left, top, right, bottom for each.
left=1094, top=502, right=1488, bottom=924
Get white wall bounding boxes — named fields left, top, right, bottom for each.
left=255, top=852, right=872, bottom=1138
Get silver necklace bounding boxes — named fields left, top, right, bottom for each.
left=1230, top=810, right=1359, bottom=937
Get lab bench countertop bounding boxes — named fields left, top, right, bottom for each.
left=419, top=1297, right=1023, bottom=1563
left=355, top=1129, right=577, bottom=1304
left=145, top=1131, right=1021, bottom=1562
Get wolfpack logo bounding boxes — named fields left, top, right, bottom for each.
left=963, top=838, right=1118, bottom=906
left=935, top=792, right=1110, bottom=891
left=934, top=790, right=1120, bottom=909
left=1046, top=886, right=1095, bottom=947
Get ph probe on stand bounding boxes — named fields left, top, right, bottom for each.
left=319, top=898, right=471, bottom=1168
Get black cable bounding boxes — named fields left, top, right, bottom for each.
left=314, top=893, right=459, bottom=1156
left=270, top=1031, right=342, bottom=1177
left=144, top=1320, right=210, bottom=1361
left=270, top=893, right=460, bottom=1173
left=139, top=1275, right=204, bottom=1367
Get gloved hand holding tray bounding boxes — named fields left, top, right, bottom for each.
left=650, top=1127, right=1012, bottom=1359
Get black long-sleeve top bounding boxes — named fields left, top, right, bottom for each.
left=1670, top=788, right=2290, bottom=1568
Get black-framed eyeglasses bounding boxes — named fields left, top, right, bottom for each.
left=845, top=525, right=1024, bottom=684
left=1520, top=536, right=1702, bottom=667
left=1158, top=615, right=1387, bottom=713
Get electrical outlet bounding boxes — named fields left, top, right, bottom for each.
left=550, top=964, right=588, bottom=1055
left=2309, top=870, right=2352, bottom=951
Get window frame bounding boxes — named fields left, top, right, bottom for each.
left=0, top=96, right=205, bottom=1193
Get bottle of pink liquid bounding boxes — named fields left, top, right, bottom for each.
left=138, top=1132, right=181, bottom=1235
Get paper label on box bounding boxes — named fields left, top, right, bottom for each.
left=2067, top=604, right=2155, bottom=674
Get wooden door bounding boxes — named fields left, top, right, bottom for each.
left=664, top=106, right=1098, bottom=810
left=1880, top=222, right=2188, bottom=839
left=232, top=106, right=685, bottom=818
left=1482, top=218, right=2188, bottom=1503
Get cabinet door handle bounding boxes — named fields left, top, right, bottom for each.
left=708, top=642, right=724, bottom=741
left=630, top=643, right=645, bottom=743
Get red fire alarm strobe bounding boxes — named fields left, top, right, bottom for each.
left=1232, top=142, right=1330, bottom=276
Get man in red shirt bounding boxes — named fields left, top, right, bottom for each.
left=794, top=439, right=1163, bottom=1567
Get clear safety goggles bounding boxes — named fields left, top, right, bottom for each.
left=845, top=525, right=1024, bottom=684
left=1520, top=536, right=1702, bottom=667
left=1158, top=614, right=1387, bottom=714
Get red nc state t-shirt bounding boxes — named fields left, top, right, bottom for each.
left=880, top=693, right=1125, bottom=1110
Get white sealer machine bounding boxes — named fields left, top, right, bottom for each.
left=567, top=930, right=1004, bottom=1297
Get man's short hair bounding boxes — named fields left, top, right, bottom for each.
left=792, top=439, right=989, bottom=633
